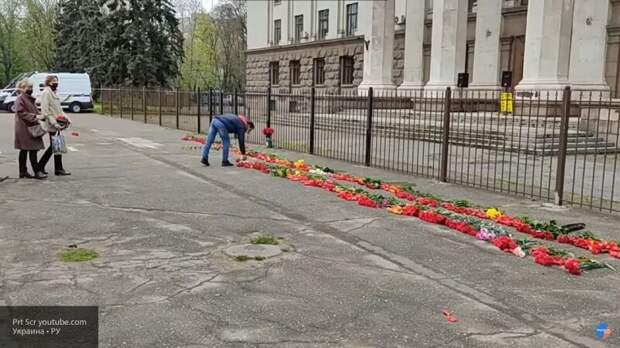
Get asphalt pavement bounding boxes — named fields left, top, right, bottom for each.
left=0, top=112, right=619, bottom=347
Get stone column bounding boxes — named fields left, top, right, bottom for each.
left=516, top=0, right=575, bottom=91
left=470, top=0, right=502, bottom=89
left=358, top=0, right=397, bottom=95
left=569, top=0, right=611, bottom=91
left=398, top=0, right=426, bottom=92
left=426, top=0, right=468, bottom=90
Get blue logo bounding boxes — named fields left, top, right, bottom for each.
left=596, top=322, right=611, bottom=340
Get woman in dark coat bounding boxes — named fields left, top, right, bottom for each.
left=14, top=79, right=47, bottom=179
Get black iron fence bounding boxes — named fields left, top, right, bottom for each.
left=94, top=87, right=620, bottom=214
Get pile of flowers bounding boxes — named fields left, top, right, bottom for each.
left=230, top=149, right=618, bottom=276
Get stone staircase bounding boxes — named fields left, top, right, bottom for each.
left=313, top=109, right=620, bottom=156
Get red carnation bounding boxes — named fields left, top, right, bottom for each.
left=263, top=127, right=274, bottom=137
left=564, top=258, right=581, bottom=275
left=492, top=236, right=518, bottom=252
left=534, top=254, right=556, bottom=266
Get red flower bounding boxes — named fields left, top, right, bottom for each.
left=610, top=250, right=620, bottom=259
left=358, top=196, right=378, bottom=208
left=534, top=253, right=556, bottom=266
left=588, top=241, right=603, bottom=255
left=492, top=236, right=518, bottom=252
left=337, top=192, right=358, bottom=201
left=557, top=235, right=574, bottom=244
left=530, top=247, right=549, bottom=258
left=418, top=211, right=445, bottom=224
left=263, top=127, right=274, bottom=137
left=401, top=205, right=419, bottom=216
left=564, top=258, right=581, bottom=275
left=417, top=198, right=438, bottom=208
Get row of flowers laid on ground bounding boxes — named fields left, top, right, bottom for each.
left=231, top=150, right=616, bottom=276
left=242, top=151, right=620, bottom=260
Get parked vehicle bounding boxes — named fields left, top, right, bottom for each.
left=1, top=72, right=93, bottom=113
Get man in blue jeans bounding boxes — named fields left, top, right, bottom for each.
left=201, top=113, right=254, bottom=167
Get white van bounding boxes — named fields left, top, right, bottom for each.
left=1, top=72, right=93, bottom=113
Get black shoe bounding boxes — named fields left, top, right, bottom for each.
left=55, top=170, right=71, bottom=176
left=41, top=170, right=48, bottom=175
left=34, top=171, right=48, bottom=180
left=19, top=172, right=34, bottom=179
left=222, top=160, right=234, bottom=167
left=201, top=158, right=210, bottom=166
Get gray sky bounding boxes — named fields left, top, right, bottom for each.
left=201, top=0, right=217, bottom=12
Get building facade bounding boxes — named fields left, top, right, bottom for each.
left=246, top=0, right=620, bottom=97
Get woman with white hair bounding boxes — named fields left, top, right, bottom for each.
left=14, top=79, right=47, bottom=179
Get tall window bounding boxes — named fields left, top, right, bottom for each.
left=340, top=56, right=354, bottom=85
left=269, top=61, right=280, bottom=86
left=274, top=19, right=281, bottom=45
left=289, top=60, right=301, bottom=85
left=318, top=9, right=329, bottom=40
left=346, top=3, right=358, bottom=36
left=313, top=58, right=325, bottom=86
left=274, top=0, right=281, bottom=5
left=295, top=15, right=304, bottom=42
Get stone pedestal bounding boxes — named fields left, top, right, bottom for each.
left=398, top=0, right=426, bottom=94
left=470, top=0, right=502, bottom=89
left=425, top=0, right=468, bottom=90
left=516, top=0, right=575, bottom=91
left=358, top=0, right=397, bottom=95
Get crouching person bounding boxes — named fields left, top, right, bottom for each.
left=201, top=114, right=254, bottom=167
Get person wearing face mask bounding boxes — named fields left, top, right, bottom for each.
left=14, top=79, right=47, bottom=179
left=38, top=75, right=71, bottom=176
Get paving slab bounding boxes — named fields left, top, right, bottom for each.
left=0, top=112, right=619, bottom=347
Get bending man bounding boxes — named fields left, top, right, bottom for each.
left=201, top=113, right=254, bottom=167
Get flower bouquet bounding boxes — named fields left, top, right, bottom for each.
left=263, top=127, right=274, bottom=148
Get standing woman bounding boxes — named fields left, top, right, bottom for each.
left=14, top=79, right=46, bottom=179
left=38, top=75, right=71, bottom=176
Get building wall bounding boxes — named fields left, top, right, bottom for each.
left=247, top=0, right=620, bottom=96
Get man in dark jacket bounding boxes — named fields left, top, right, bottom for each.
left=201, top=113, right=254, bottom=167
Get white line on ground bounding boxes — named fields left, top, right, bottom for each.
left=67, top=146, right=79, bottom=152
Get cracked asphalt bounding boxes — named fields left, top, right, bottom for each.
left=1, top=112, right=619, bottom=348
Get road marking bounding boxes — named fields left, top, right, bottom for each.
left=117, top=138, right=162, bottom=149
left=67, top=146, right=79, bottom=152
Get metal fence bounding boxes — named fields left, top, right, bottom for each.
left=95, top=87, right=620, bottom=214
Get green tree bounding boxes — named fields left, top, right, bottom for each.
left=0, top=0, right=25, bottom=85
left=55, top=0, right=184, bottom=88
left=211, top=0, right=246, bottom=91
left=21, top=0, right=58, bottom=71
left=179, top=13, right=218, bottom=90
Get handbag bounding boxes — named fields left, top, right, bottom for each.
left=27, top=124, right=46, bottom=138
left=51, top=131, right=68, bottom=155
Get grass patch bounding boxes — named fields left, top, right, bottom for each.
left=93, top=103, right=102, bottom=114
left=60, top=248, right=98, bottom=263
left=251, top=234, right=279, bottom=245
left=235, top=255, right=251, bottom=262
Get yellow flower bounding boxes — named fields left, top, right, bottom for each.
left=486, top=208, right=502, bottom=220
left=387, top=205, right=403, bottom=215
left=294, top=160, right=305, bottom=169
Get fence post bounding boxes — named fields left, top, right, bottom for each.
left=209, top=89, right=214, bottom=124
left=158, top=89, right=163, bottom=126
left=197, top=88, right=202, bottom=133
left=555, top=86, right=571, bottom=206
left=175, top=88, right=180, bottom=129
left=119, top=89, right=123, bottom=119
left=130, top=88, right=134, bottom=120
left=143, top=87, right=147, bottom=123
left=364, top=87, right=374, bottom=167
left=309, top=87, right=316, bottom=155
left=267, top=87, right=272, bottom=128
left=440, top=87, right=452, bottom=182
left=219, top=90, right=224, bottom=114
left=100, top=87, right=104, bottom=115
left=234, top=89, right=238, bottom=115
